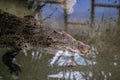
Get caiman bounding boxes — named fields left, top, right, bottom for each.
left=0, top=10, right=91, bottom=76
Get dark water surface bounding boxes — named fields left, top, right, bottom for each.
left=0, top=0, right=120, bottom=80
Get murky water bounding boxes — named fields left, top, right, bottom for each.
left=0, top=0, right=120, bottom=80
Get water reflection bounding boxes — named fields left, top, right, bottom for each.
left=26, top=46, right=97, bottom=80
left=48, top=70, right=92, bottom=80
left=49, top=49, right=96, bottom=67
left=0, top=76, right=3, bottom=80
left=0, top=0, right=120, bottom=80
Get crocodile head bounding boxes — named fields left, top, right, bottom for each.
left=78, top=41, right=91, bottom=54
left=30, top=26, right=91, bottom=56
left=0, top=10, right=91, bottom=55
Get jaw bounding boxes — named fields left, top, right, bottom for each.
left=32, top=44, right=90, bottom=56
left=41, top=47, right=79, bottom=56
left=21, top=45, right=93, bottom=67
left=21, top=41, right=91, bottom=56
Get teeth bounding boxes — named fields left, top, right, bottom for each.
left=35, top=51, right=39, bottom=59
left=50, top=50, right=63, bottom=65
left=49, top=50, right=97, bottom=66
left=38, top=53, right=42, bottom=59
left=108, top=72, right=112, bottom=77
left=25, top=48, right=92, bottom=68
left=32, top=51, right=35, bottom=60
left=23, top=49, right=27, bottom=56
left=31, top=51, right=42, bottom=60
left=56, top=56, right=67, bottom=66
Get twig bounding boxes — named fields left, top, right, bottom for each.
left=43, top=8, right=58, bottom=21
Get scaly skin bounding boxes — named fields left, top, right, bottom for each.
left=0, top=10, right=90, bottom=76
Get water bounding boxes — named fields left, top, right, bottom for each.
left=0, top=0, right=120, bottom=80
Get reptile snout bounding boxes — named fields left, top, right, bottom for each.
left=79, top=44, right=91, bottom=54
